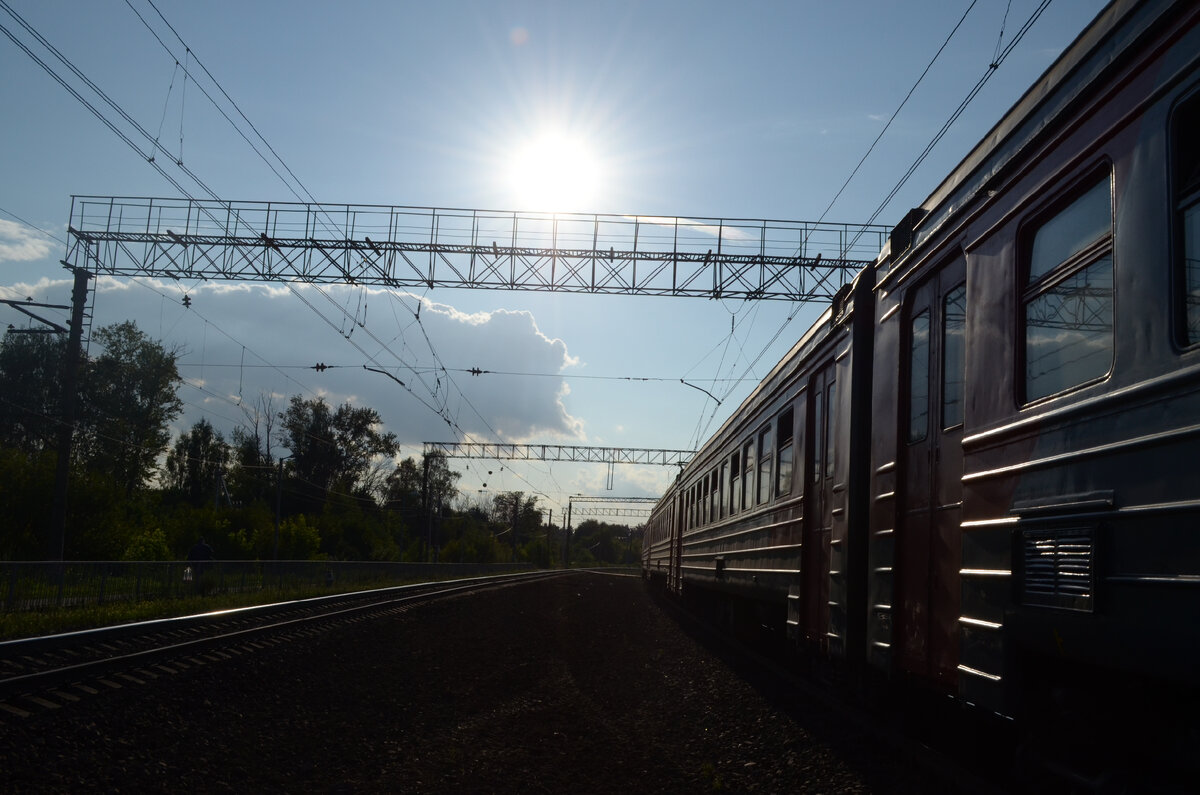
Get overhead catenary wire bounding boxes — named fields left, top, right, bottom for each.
left=121, top=1, right=567, bottom=499
left=703, top=0, right=1054, bottom=452
left=809, top=0, right=981, bottom=230
left=841, top=0, right=1055, bottom=256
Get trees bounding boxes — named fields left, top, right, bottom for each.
left=0, top=332, right=64, bottom=454
left=278, top=396, right=399, bottom=511
left=0, top=323, right=182, bottom=557
left=570, top=519, right=640, bottom=565
left=490, top=491, right=543, bottom=559
left=385, top=451, right=460, bottom=514
left=225, top=394, right=277, bottom=507
left=76, top=321, right=183, bottom=496
left=164, top=418, right=232, bottom=507
left=0, top=319, right=536, bottom=564
left=384, top=451, right=462, bottom=561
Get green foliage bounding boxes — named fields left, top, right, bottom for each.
left=229, top=513, right=321, bottom=561
left=77, top=321, right=183, bottom=496
left=385, top=451, right=460, bottom=513
left=122, top=527, right=172, bottom=561
left=64, top=467, right=132, bottom=560
left=522, top=537, right=552, bottom=568
left=318, top=490, right=400, bottom=561
left=438, top=515, right=502, bottom=564
left=279, top=395, right=398, bottom=511
left=0, top=333, right=64, bottom=454
left=225, top=394, right=277, bottom=506
left=402, top=536, right=425, bottom=562
left=164, top=418, right=231, bottom=507
left=276, top=515, right=321, bottom=560
left=490, top=491, right=543, bottom=550
left=0, top=324, right=503, bottom=564
left=0, top=447, right=54, bottom=559
left=571, top=519, right=640, bottom=565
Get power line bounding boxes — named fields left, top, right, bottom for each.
left=811, top=0, right=981, bottom=228
left=845, top=0, right=1055, bottom=254
left=0, top=205, right=67, bottom=247
left=5, top=3, right=613, bottom=514
left=706, top=1, right=1054, bottom=451
left=118, top=0, right=565, bottom=485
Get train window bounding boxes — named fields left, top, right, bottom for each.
left=1023, top=175, right=1113, bottom=402
left=705, top=468, right=715, bottom=523
left=701, top=473, right=710, bottom=526
left=742, top=438, right=755, bottom=509
left=758, top=425, right=773, bottom=504
left=720, top=458, right=730, bottom=517
left=812, top=389, right=823, bottom=482
left=942, top=285, right=966, bottom=429
left=729, top=451, right=740, bottom=515
left=908, top=310, right=930, bottom=442
left=1173, top=93, right=1200, bottom=345
left=824, top=382, right=836, bottom=478
left=776, top=406, right=794, bottom=497
left=1183, top=203, right=1200, bottom=344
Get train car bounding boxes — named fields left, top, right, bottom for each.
left=644, top=268, right=874, bottom=659
left=646, top=0, right=1200, bottom=771
left=866, top=0, right=1200, bottom=726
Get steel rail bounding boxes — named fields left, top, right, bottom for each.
left=0, top=570, right=562, bottom=701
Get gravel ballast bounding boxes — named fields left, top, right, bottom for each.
left=1, top=571, right=951, bottom=792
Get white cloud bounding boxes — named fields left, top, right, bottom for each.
left=72, top=280, right=585, bottom=447
left=0, top=220, right=55, bottom=264
left=414, top=297, right=584, bottom=441
left=622, top=215, right=753, bottom=242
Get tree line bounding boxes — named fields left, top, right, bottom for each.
left=0, top=323, right=642, bottom=564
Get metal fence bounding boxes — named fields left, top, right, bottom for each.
left=1, top=560, right=534, bottom=614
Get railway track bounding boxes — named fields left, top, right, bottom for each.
left=0, top=569, right=563, bottom=714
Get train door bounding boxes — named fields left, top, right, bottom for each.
left=801, top=364, right=836, bottom=646
left=670, top=491, right=684, bottom=593
left=896, top=258, right=966, bottom=688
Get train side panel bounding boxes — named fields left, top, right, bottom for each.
left=871, top=0, right=1200, bottom=717
left=964, top=8, right=1200, bottom=715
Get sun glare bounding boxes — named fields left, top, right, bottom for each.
left=506, top=130, right=603, bottom=212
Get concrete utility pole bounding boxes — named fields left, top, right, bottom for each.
left=511, top=492, right=522, bottom=561
left=49, top=267, right=91, bottom=561
left=423, top=453, right=434, bottom=563
left=565, top=498, right=573, bottom=570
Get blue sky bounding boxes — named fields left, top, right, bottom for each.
left=0, top=0, right=1109, bottom=515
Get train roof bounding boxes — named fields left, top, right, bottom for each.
left=882, top=0, right=1175, bottom=280
left=671, top=271, right=860, bottom=485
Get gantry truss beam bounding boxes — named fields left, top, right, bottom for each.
left=64, top=197, right=888, bottom=301
left=425, top=442, right=693, bottom=467
left=567, top=496, right=656, bottom=519
left=569, top=506, right=651, bottom=518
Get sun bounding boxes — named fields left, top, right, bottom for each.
left=506, top=130, right=603, bottom=212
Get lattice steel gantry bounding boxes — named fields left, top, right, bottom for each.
left=51, top=196, right=887, bottom=556
left=423, top=442, right=693, bottom=467
left=64, top=196, right=888, bottom=301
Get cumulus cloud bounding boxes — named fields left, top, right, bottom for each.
left=0, top=219, right=55, bottom=264
left=75, top=280, right=584, bottom=446
left=414, top=297, right=584, bottom=440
